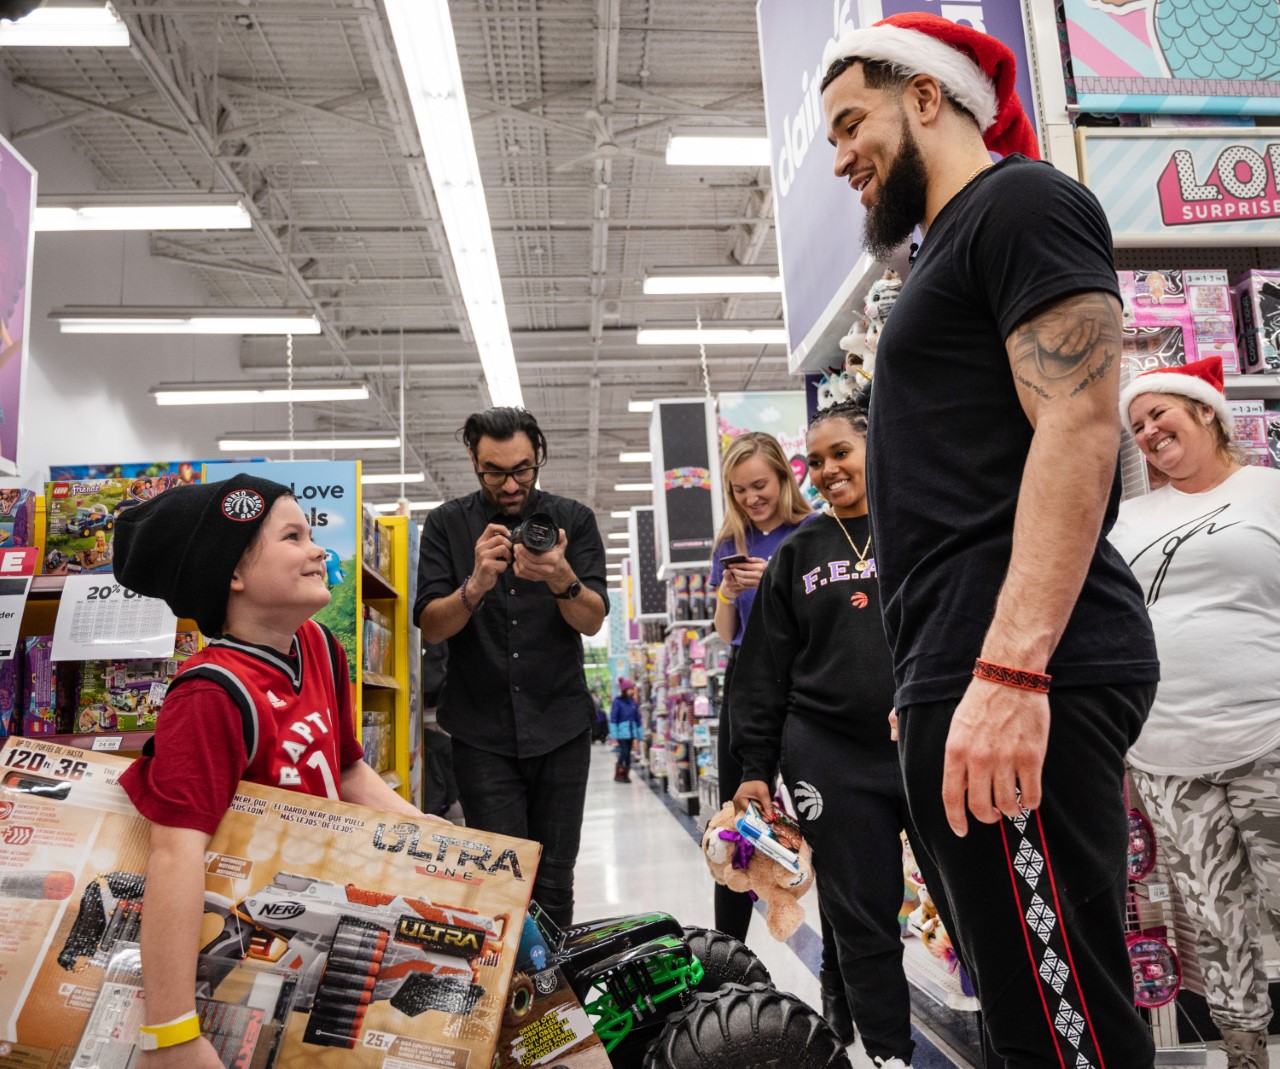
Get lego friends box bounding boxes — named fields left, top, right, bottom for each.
left=0, top=737, right=538, bottom=1069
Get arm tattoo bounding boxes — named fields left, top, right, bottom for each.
left=1010, top=292, right=1122, bottom=403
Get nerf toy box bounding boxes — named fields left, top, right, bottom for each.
left=1118, top=269, right=1240, bottom=375
left=1233, top=270, right=1280, bottom=374
left=0, top=736, right=540, bottom=1069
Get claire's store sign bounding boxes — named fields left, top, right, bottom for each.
left=1078, top=128, right=1280, bottom=246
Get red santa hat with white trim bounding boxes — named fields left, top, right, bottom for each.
left=1118, top=356, right=1230, bottom=431
left=821, top=12, right=1040, bottom=161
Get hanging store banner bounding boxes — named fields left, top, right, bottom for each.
left=1062, top=0, right=1280, bottom=116
left=756, top=0, right=1036, bottom=371
left=1077, top=128, right=1280, bottom=246
left=648, top=401, right=722, bottom=578
left=0, top=133, right=36, bottom=476
left=628, top=506, right=667, bottom=621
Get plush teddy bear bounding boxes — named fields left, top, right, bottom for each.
left=701, top=801, right=814, bottom=942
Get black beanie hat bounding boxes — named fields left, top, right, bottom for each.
left=114, top=473, right=293, bottom=635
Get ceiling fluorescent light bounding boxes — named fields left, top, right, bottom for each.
left=607, top=532, right=630, bottom=541
left=371, top=500, right=442, bottom=513
left=666, top=127, right=770, bottom=167
left=383, top=0, right=522, bottom=408
left=619, top=451, right=652, bottom=463
left=637, top=325, right=787, bottom=346
left=36, top=194, right=251, bottom=232
left=627, top=400, right=654, bottom=414
left=614, top=482, right=653, bottom=492
left=361, top=472, right=427, bottom=486
left=605, top=547, right=630, bottom=556
left=610, top=510, right=631, bottom=518
left=151, top=381, right=368, bottom=406
left=0, top=4, right=129, bottom=47
left=217, top=432, right=400, bottom=452
left=644, top=267, right=782, bottom=295
left=55, top=307, right=322, bottom=335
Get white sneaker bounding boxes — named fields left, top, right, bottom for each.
left=871, top=1059, right=909, bottom=1069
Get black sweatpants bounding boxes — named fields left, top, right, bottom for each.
left=782, top=715, right=916, bottom=1065
left=715, top=647, right=755, bottom=944
left=451, top=729, right=591, bottom=929
left=898, top=684, right=1156, bottom=1069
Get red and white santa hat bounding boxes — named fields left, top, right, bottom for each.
left=1118, top=356, right=1229, bottom=431
left=822, top=12, right=1040, bottom=161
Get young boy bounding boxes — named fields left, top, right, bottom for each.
left=113, top=473, right=431, bottom=1067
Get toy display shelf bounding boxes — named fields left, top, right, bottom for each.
left=901, top=933, right=978, bottom=1013
left=357, top=516, right=415, bottom=802
left=666, top=619, right=712, bottom=635
left=1224, top=373, right=1280, bottom=400
left=15, top=576, right=200, bottom=754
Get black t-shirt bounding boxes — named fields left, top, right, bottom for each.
left=414, top=488, right=608, bottom=757
left=730, top=514, right=896, bottom=783
left=867, top=155, right=1159, bottom=707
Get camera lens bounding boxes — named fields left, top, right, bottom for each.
left=512, top=512, right=558, bottom=554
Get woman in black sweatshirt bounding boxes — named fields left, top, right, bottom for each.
left=730, top=401, right=917, bottom=1069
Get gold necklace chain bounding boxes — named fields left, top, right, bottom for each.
left=829, top=512, right=872, bottom=570
left=963, top=161, right=994, bottom=189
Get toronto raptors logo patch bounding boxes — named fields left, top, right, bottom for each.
left=793, top=782, right=824, bottom=822
left=850, top=591, right=868, bottom=609
left=222, top=488, right=266, bottom=522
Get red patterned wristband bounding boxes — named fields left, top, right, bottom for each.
left=973, top=658, right=1051, bottom=694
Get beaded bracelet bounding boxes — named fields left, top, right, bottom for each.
left=973, top=658, right=1051, bottom=694
left=460, top=574, right=484, bottom=613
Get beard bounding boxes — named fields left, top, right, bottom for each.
left=862, top=114, right=928, bottom=263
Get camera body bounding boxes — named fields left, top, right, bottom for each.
left=510, top=512, right=559, bottom=554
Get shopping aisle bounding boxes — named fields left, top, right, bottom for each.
left=574, top=740, right=968, bottom=1069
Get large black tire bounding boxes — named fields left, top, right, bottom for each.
left=504, top=971, right=536, bottom=1027
left=644, top=982, right=851, bottom=1069
left=304, top=917, right=389, bottom=1048
left=682, top=926, right=771, bottom=992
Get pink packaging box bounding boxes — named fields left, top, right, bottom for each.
left=1228, top=399, right=1269, bottom=447
left=1232, top=270, right=1280, bottom=375
left=1118, top=269, right=1240, bottom=375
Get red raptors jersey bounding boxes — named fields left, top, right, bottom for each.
left=121, top=621, right=363, bottom=835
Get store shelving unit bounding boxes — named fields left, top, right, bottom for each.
left=357, top=515, right=416, bottom=802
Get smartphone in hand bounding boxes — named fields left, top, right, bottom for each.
left=720, top=553, right=749, bottom=568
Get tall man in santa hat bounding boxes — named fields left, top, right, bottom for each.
left=821, top=14, right=1160, bottom=1068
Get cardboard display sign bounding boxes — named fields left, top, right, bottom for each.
left=0, top=737, right=538, bottom=1069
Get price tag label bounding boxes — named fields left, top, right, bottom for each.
left=52, top=574, right=179, bottom=661
left=0, top=547, right=38, bottom=660
left=1148, top=882, right=1170, bottom=902
left=91, top=736, right=124, bottom=752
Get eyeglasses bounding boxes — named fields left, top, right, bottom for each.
left=475, top=465, right=539, bottom=487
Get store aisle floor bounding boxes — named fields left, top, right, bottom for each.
left=573, top=741, right=967, bottom=1069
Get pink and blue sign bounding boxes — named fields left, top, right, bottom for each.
left=1079, top=128, right=1280, bottom=245
left=1062, top=0, right=1280, bottom=116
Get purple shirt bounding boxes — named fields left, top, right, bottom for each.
left=710, top=519, right=806, bottom=646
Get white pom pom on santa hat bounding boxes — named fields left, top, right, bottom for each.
left=822, top=12, right=1039, bottom=161
left=1118, top=356, right=1230, bottom=431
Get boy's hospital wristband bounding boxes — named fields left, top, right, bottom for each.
left=139, top=1011, right=201, bottom=1051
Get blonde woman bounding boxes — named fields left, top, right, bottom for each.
left=709, top=432, right=810, bottom=940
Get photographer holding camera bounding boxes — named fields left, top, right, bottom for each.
left=415, top=407, right=608, bottom=927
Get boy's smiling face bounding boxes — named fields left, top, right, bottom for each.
left=229, top=496, right=331, bottom=625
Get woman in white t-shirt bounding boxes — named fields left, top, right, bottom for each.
left=1110, top=355, right=1280, bottom=1069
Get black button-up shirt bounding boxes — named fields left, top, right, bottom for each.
left=414, top=489, right=608, bottom=757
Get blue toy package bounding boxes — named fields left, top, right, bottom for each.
left=735, top=802, right=802, bottom=874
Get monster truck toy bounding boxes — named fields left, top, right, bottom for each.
left=511, top=901, right=851, bottom=1069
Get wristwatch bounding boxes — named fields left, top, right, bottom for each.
left=553, top=579, right=582, bottom=601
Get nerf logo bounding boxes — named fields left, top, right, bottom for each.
left=3, top=826, right=33, bottom=845
left=257, top=901, right=306, bottom=920
left=394, top=917, right=484, bottom=957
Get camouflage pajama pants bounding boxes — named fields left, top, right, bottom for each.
left=1130, top=752, right=1280, bottom=1033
